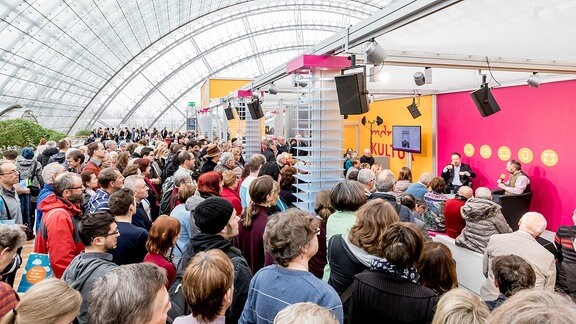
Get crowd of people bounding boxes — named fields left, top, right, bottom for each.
left=0, top=130, right=575, bottom=323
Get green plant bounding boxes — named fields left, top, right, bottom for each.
left=75, top=129, right=92, bottom=136
left=0, top=119, right=66, bottom=148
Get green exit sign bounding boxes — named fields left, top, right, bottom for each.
left=188, top=101, right=196, bottom=107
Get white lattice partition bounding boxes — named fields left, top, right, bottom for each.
left=196, top=108, right=213, bottom=139
left=288, top=55, right=351, bottom=212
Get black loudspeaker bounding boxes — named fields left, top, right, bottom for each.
left=470, top=86, right=501, bottom=117
left=407, top=103, right=422, bottom=119
left=247, top=100, right=264, bottom=120
left=224, top=107, right=235, bottom=120
left=334, top=72, right=370, bottom=116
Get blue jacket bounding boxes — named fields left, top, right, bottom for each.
left=35, top=183, right=54, bottom=232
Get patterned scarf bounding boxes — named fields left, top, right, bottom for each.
left=370, top=258, right=420, bottom=284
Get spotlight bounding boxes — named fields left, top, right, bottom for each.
left=268, top=83, right=278, bottom=95
left=414, top=67, right=432, bottom=86
left=407, top=98, right=422, bottom=119
left=527, top=72, right=540, bottom=88
left=252, top=90, right=261, bottom=99
left=364, top=39, right=386, bottom=65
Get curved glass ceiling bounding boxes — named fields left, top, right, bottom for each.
left=0, top=0, right=391, bottom=133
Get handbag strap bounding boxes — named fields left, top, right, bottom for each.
left=0, top=194, right=12, bottom=220
left=30, top=161, right=37, bottom=183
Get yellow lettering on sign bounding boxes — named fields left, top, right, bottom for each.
left=517, top=148, right=533, bottom=164
left=463, top=144, right=475, bottom=157
left=480, top=145, right=492, bottom=159
left=541, top=149, right=559, bottom=167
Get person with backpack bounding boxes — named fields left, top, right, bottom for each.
left=167, top=197, right=251, bottom=324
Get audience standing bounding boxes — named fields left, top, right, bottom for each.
left=554, top=208, right=576, bottom=301
left=144, top=215, right=180, bottom=288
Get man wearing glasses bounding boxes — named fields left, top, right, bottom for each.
left=0, top=161, right=23, bottom=224
left=34, top=172, right=85, bottom=278
left=63, top=211, right=119, bottom=324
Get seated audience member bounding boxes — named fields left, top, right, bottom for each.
left=370, top=163, right=381, bottom=176
left=346, top=169, right=359, bottom=181
left=220, top=170, right=242, bottom=216
left=274, top=302, right=339, bottom=324
left=406, top=172, right=432, bottom=200
left=88, top=263, right=171, bottom=324
left=309, top=190, right=334, bottom=279
left=432, top=288, right=490, bottom=324
left=170, top=182, right=197, bottom=262
left=423, top=177, right=449, bottom=232
left=348, top=223, right=438, bottom=323
left=176, top=197, right=251, bottom=324
left=481, top=212, right=556, bottom=301
left=456, top=187, right=512, bottom=253
left=345, top=159, right=360, bottom=179
left=326, top=199, right=398, bottom=294
left=357, top=169, right=376, bottom=196
left=369, top=169, right=413, bottom=222
left=109, top=188, right=148, bottom=265
left=554, top=208, right=576, bottom=301
left=1, top=278, right=81, bottom=324
left=236, top=175, right=279, bottom=274
left=495, top=159, right=531, bottom=195
left=484, top=254, right=536, bottom=311
left=240, top=209, right=343, bottom=323
left=443, top=186, right=473, bottom=239
left=441, top=152, right=476, bottom=194
left=488, top=289, right=576, bottom=323
left=173, top=249, right=234, bottom=324
left=416, top=242, right=458, bottom=296
left=394, top=166, right=412, bottom=196
left=324, top=180, right=366, bottom=280
left=63, top=211, right=119, bottom=324
left=144, top=215, right=180, bottom=288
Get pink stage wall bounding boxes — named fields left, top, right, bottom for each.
left=437, top=80, right=576, bottom=230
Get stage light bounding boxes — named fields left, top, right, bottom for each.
left=268, top=83, right=278, bottom=95
left=365, top=39, right=386, bottom=65
left=414, top=67, right=432, bottom=86
left=252, top=90, right=261, bottom=99
left=407, top=98, right=422, bottom=119
left=527, top=72, right=540, bottom=88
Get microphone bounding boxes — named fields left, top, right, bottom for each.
left=498, top=174, right=506, bottom=184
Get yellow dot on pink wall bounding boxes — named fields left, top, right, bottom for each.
left=517, top=148, right=533, bottom=164
left=479, top=145, right=492, bottom=159
left=541, top=149, right=559, bottom=167
left=497, top=146, right=512, bottom=161
left=463, top=144, right=475, bottom=157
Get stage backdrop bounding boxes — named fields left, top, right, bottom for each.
left=343, top=95, right=434, bottom=181
left=437, top=80, right=576, bottom=230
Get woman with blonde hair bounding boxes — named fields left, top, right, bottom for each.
left=144, top=215, right=180, bottom=287
left=1, top=278, right=81, bottom=324
left=432, top=288, right=489, bottom=324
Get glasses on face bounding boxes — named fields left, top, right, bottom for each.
left=0, top=169, right=19, bottom=175
left=102, top=229, right=120, bottom=237
left=67, top=186, right=84, bottom=190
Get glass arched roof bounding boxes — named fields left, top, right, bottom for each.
left=0, top=0, right=392, bottom=134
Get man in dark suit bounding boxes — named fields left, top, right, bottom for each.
left=441, top=152, right=476, bottom=194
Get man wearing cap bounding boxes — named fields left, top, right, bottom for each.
left=177, top=196, right=251, bottom=324
left=199, top=144, right=221, bottom=174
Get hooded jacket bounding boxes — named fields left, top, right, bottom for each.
left=62, top=252, right=117, bottom=324
left=38, top=147, right=58, bottom=167
left=34, top=194, right=84, bottom=278
left=15, top=156, right=43, bottom=188
left=455, top=198, right=513, bottom=253
left=184, top=192, right=206, bottom=236
left=48, top=151, right=66, bottom=165
left=178, top=233, right=251, bottom=324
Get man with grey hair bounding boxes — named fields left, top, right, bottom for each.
left=34, top=172, right=85, bottom=278
left=455, top=187, right=512, bottom=253
left=38, top=140, right=58, bottom=167
left=357, top=169, right=376, bottom=196
left=481, top=212, right=555, bottom=301
left=369, top=169, right=413, bottom=222
left=88, top=263, right=171, bottom=324
left=406, top=172, right=433, bottom=200
left=240, top=153, right=266, bottom=208
left=214, top=152, right=236, bottom=174
left=124, top=175, right=151, bottom=230
left=35, top=162, right=66, bottom=232
left=104, top=140, right=117, bottom=153
left=276, top=136, right=290, bottom=155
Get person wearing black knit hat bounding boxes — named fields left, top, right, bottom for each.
left=170, top=196, right=252, bottom=324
